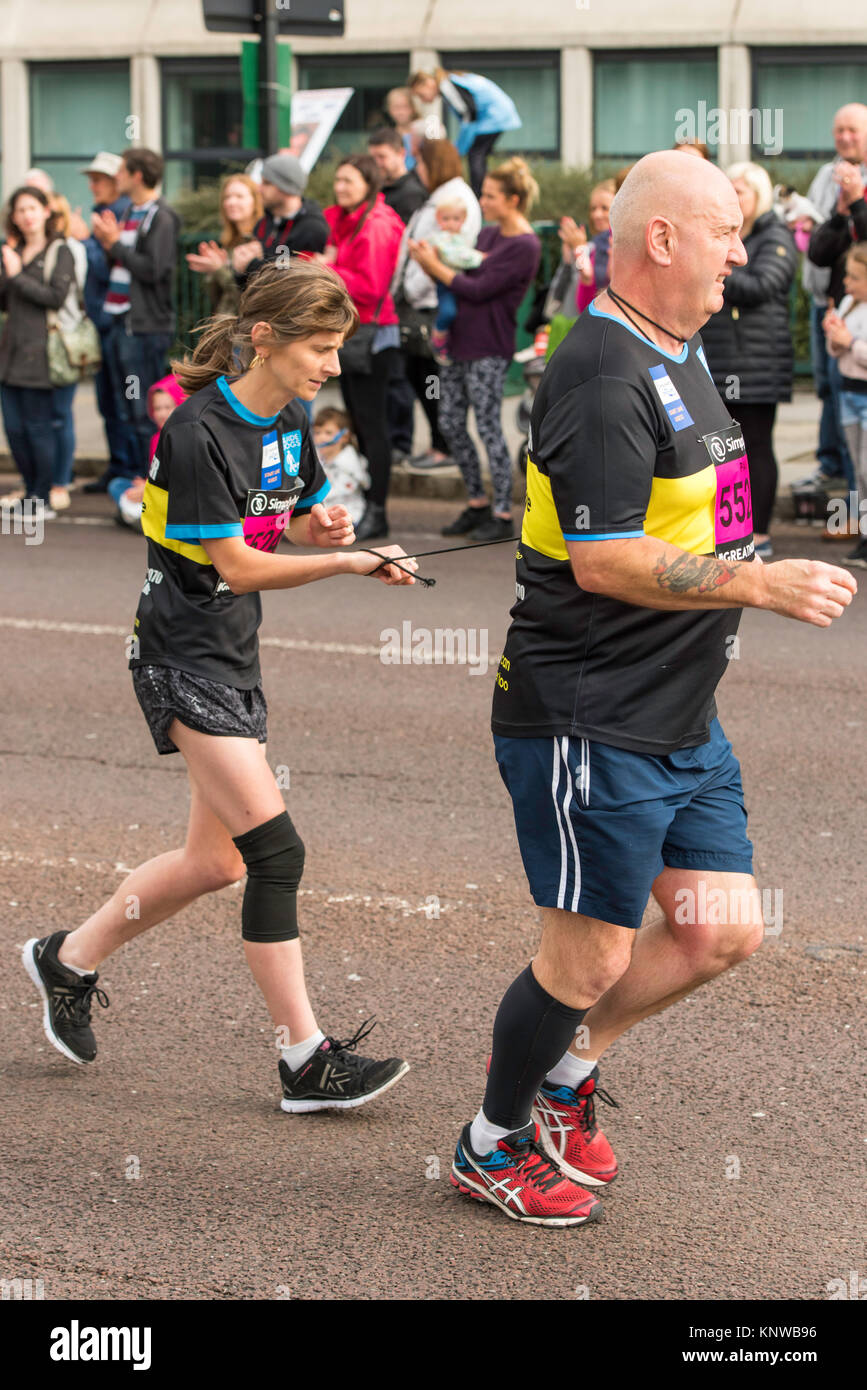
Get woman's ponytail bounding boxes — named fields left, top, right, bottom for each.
left=171, top=313, right=240, bottom=394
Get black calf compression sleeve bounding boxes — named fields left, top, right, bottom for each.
left=483, top=963, right=587, bottom=1130
left=232, top=811, right=305, bottom=943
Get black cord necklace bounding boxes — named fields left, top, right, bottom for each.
left=606, top=288, right=684, bottom=349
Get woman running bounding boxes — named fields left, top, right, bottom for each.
left=23, top=258, right=417, bottom=1114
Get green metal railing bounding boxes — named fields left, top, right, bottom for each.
left=172, top=233, right=222, bottom=360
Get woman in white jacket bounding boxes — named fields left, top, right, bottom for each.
left=391, top=138, right=480, bottom=468
left=50, top=197, right=88, bottom=510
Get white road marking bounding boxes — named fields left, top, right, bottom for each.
left=0, top=617, right=381, bottom=657
left=0, top=848, right=451, bottom=916
left=0, top=616, right=499, bottom=663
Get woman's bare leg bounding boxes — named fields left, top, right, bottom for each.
left=61, top=725, right=318, bottom=1045
left=159, top=724, right=318, bottom=1043
left=59, top=775, right=247, bottom=971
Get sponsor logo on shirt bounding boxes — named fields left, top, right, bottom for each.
left=243, top=480, right=304, bottom=553
left=261, top=427, right=302, bottom=483
left=149, top=455, right=160, bottom=480
left=648, top=364, right=694, bottom=431
left=283, top=430, right=302, bottom=476
left=261, top=431, right=282, bottom=489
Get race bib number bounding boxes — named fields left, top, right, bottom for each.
left=701, top=423, right=754, bottom=562
left=242, top=481, right=304, bottom=553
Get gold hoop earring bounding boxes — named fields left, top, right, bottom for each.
left=250, top=353, right=265, bottom=369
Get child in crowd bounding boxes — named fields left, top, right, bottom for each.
left=824, top=243, right=867, bottom=568
left=427, top=201, right=485, bottom=363
left=108, top=374, right=185, bottom=530
left=773, top=185, right=826, bottom=254
left=312, top=407, right=370, bottom=527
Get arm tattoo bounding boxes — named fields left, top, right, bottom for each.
left=653, top=551, right=737, bottom=594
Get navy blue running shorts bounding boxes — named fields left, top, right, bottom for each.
left=493, top=718, right=753, bottom=930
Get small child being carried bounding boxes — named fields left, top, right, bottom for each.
left=312, top=408, right=370, bottom=527
left=428, top=200, right=486, bottom=364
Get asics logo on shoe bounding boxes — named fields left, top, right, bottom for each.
left=481, top=1174, right=527, bottom=1214
left=535, top=1091, right=576, bottom=1143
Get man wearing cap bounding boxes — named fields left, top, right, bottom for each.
left=234, top=153, right=329, bottom=289
left=90, top=147, right=181, bottom=484
left=69, top=153, right=134, bottom=490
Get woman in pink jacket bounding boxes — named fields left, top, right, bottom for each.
left=320, top=156, right=404, bottom=541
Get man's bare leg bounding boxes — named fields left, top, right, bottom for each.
left=568, top=869, right=765, bottom=1063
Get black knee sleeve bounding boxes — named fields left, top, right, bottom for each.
left=483, top=964, right=587, bottom=1130
left=232, top=811, right=305, bottom=943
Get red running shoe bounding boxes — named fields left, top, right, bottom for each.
left=532, top=1068, right=619, bottom=1187
left=451, top=1120, right=603, bottom=1226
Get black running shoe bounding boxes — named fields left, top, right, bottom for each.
left=843, top=537, right=867, bottom=569
left=441, top=504, right=491, bottom=536
left=469, top=516, right=515, bottom=543
left=22, top=931, right=109, bottom=1064
left=279, top=1018, right=408, bottom=1113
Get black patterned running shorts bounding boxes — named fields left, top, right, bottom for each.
left=131, top=665, right=268, bottom=755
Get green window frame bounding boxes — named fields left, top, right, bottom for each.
left=161, top=57, right=259, bottom=199
left=438, top=51, right=561, bottom=159
left=29, top=61, right=131, bottom=207
left=594, top=50, right=719, bottom=161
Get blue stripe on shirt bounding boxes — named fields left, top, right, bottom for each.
left=165, top=522, right=244, bottom=540
left=561, top=529, right=646, bottom=541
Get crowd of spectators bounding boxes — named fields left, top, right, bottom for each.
left=2, top=91, right=866, bottom=560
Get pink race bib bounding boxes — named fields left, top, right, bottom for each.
left=242, top=482, right=303, bottom=553
left=701, top=424, right=755, bottom=562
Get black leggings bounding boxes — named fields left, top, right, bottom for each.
left=404, top=351, right=449, bottom=455
left=467, top=132, right=501, bottom=198
left=340, top=348, right=400, bottom=508
left=735, top=401, right=779, bottom=536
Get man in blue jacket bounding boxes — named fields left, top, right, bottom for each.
left=411, top=70, right=522, bottom=197
left=72, top=153, right=133, bottom=492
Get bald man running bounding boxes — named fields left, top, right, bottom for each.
left=450, top=151, right=857, bottom=1227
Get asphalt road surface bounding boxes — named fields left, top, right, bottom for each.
left=1, top=494, right=865, bottom=1303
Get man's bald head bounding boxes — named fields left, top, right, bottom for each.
left=833, top=104, right=867, bottom=161
left=610, top=150, right=738, bottom=262
left=604, top=150, right=747, bottom=339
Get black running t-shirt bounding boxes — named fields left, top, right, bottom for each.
left=130, top=375, right=330, bottom=689
left=491, top=303, right=755, bottom=755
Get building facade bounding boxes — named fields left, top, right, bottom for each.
left=1, top=0, right=865, bottom=205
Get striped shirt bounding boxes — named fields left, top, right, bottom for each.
left=104, top=202, right=154, bottom=315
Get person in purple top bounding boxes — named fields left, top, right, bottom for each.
left=409, top=156, right=541, bottom=540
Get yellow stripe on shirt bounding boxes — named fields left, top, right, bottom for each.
left=140, top=480, right=213, bottom=566
left=643, top=465, right=716, bottom=555
left=521, top=457, right=569, bottom=561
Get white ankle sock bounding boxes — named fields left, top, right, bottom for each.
left=280, top=1030, right=325, bottom=1072
left=469, top=1108, right=519, bottom=1156
left=546, top=1051, right=598, bottom=1089
left=62, top=958, right=93, bottom=978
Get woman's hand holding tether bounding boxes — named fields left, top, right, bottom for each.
left=352, top=545, right=418, bottom=585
